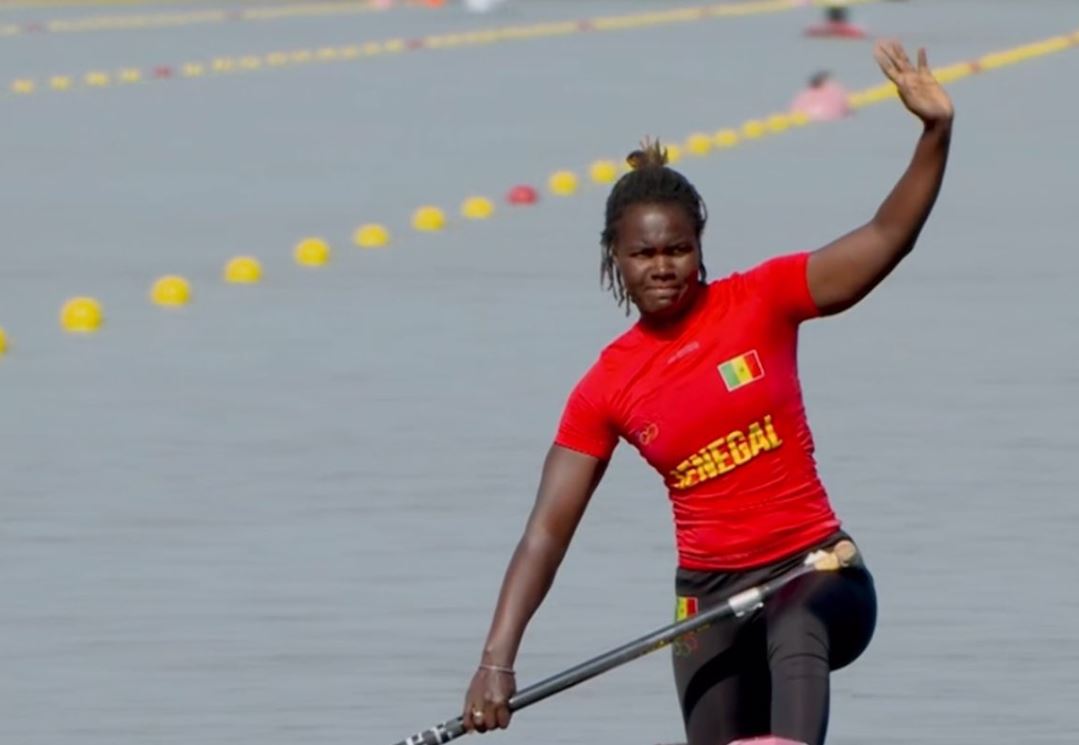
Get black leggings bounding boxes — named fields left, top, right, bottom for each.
left=671, top=533, right=877, bottom=745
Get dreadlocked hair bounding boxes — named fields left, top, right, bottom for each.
left=600, top=137, right=708, bottom=314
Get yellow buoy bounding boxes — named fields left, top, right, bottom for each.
left=354, top=223, right=391, bottom=247
left=461, top=196, right=494, bottom=220
left=0, top=325, right=8, bottom=356
left=85, top=71, right=110, bottom=87
left=742, top=119, right=767, bottom=139
left=767, top=114, right=791, bottom=133
left=224, top=256, right=262, bottom=284
left=714, top=129, right=740, bottom=148
left=294, top=237, right=330, bottom=266
left=790, top=110, right=812, bottom=127
left=685, top=132, right=713, bottom=156
left=548, top=170, right=579, bottom=196
left=150, top=275, right=191, bottom=307
left=665, top=143, right=683, bottom=164
left=412, top=206, right=447, bottom=231
left=589, top=160, right=619, bottom=184
left=60, top=296, right=103, bottom=333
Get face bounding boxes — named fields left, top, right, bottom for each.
left=613, top=202, right=702, bottom=320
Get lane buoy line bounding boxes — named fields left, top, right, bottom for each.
left=0, top=0, right=439, bottom=39
left=3, top=0, right=877, bottom=98
left=1, top=25, right=1074, bottom=352
left=0, top=0, right=323, bottom=8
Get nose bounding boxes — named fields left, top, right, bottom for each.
left=651, top=253, right=676, bottom=278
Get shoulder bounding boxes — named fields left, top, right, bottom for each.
left=697, top=263, right=756, bottom=309
left=739, top=251, right=813, bottom=291
left=711, top=252, right=811, bottom=290
left=707, top=252, right=818, bottom=320
left=574, top=324, right=644, bottom=391
left=555, top=327, right=640, bottom=456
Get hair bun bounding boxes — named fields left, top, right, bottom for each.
left=625, top=137, right=669, bottom=171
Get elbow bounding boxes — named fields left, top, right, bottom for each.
left=518, top=523, right=574, bottom=573
left=866, top=218, right=919, bottom=260
left=521, top=524, right=569, bottom=559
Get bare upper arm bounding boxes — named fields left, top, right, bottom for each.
left=806, top=222, right=904, bottom=316
left=524, top=445, right=609, bottom=546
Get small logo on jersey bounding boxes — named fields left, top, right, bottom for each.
left=717, top=350, right=764, bottom=391
left=635, top=422, right=660, bottom=445
left=667, top=340, right=700, bottom=365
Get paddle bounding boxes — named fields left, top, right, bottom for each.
left=391, top=540, right=859, bottom=745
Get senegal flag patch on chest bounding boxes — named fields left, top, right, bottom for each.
left=718, top=350, right=764, bottom=391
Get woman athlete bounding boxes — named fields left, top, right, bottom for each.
left=461, top=39, right=953, bottom=745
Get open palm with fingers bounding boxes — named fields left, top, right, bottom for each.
left=874, top=39, right=954, bottom=125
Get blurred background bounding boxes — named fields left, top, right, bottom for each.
left=1, top=1, right=1077, bottom=744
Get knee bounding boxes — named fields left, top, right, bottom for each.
left=827, top=570, right=877, bottom=669
left=770, top=569, right=877, bottom=671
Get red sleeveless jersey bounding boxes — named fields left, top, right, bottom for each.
left=554, top=252, right=840, bottom=570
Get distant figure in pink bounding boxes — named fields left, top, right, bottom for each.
left=790, top=71, right=852, bottom=121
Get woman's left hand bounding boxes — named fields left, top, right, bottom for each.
left=874, top=39, right=955, bottom=125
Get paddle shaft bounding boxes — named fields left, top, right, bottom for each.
left=390, top=541, right=856, bottom=745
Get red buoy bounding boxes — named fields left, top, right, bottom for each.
left=506, top=185, right=539, bottom=205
